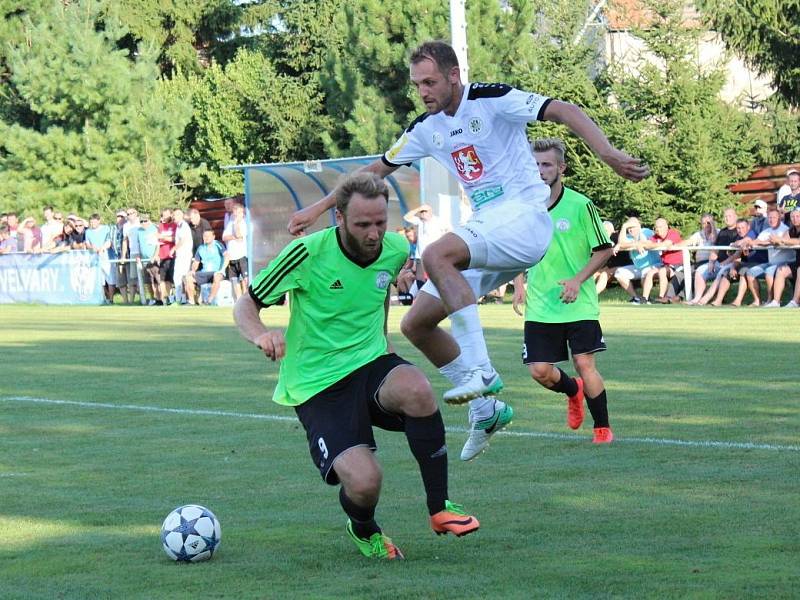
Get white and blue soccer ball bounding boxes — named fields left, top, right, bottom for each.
left=161, top=504, right=221, bottom=562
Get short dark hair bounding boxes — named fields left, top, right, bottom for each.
left=409, top=41, right=459, bottom=76
left=90, top=213, right=100, bottom=221
left=335, top=172, right=390, bottom=215
left=532, top=138, right=566, bottom=164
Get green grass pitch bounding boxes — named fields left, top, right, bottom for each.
left=1, top=303, right=798, bottom=599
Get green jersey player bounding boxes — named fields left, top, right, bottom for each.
left=234, top=172, right=479, bottom=560
left=511, top=139, right=615, bottom=446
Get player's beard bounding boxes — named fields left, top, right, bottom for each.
left=341, top=225, right=382, bottom=262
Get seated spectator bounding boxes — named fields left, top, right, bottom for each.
left=649, top=218, right=683, bottom=302
left=697, top=219, right=751, bottom=306
left=736, top=208, right=791, bottom=307
left=777, top=170, right=800, bottom=225
left=750, top=199, right=768, bottom=235
left=770, top=209, right=800, bottom=307
left=595, top=221, right=628, bottom=295
left=184, top=229, right=229, bottom=305
left=614, top=217, right=664, bottom=303
left=667, top=213, right=716, bottom=302
left=690, top=207, right=737, bottom=303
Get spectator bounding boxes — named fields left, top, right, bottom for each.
left=738, top=208, right=791, bottom=307
left=184, top=229, right=229, bottom=305
left=402, top=204, right=450, bottom=282
left=52, top=220, right=75, bottom=253
left=614, top=217, right=663, bottom=303
left=40, top=206, right=62, bottom=252
left=0, top=225, right=15, bottom=253
left=112, top=210, right=130, bottom=304
left=777, top=170, right=800, bottom=224
left=123, top=209, right=141, bottom=303
left=771, top=209, right=800, bottom=307
left=697, top=219, right=750, bottom=306
left=222, top=203, right=248, bottom=300
left=594, top=221, right=628, bottom=295
left=650, top=218, right=683, bottom=302
left=667, top=213, right=716, bottom=302
left=70, top=218, right=87, bottom=250
left=172, top=208, right=193, bottom=304
left=18, top=217, right=42, bottom=253
left=223, top=197, right=236, bottom=230
left=750, top=199, right=768, bottom=235
left=154, top=208, right=177, bottom=305
left=188, top=207, right=213, bottom=255
left=776, top=169, right=797, bottom=203
left=85, top=213, right=115, bottom=303
left=689, top=207, right=738, bottom=303
left=6, top=212, right=19, bottom=241
left=136, top=214, right=159, bottom=304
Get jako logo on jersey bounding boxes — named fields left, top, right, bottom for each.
left=375, top=271, right=391, bottom=289
left=468, top=117, right=483, bottom=134
left=556, top=218, right=571, bottom=232
left=451, top=145, right=484, bottom=182
left=432, top=132, right=444, bottom=148
left=449, top=128, right=463, bottom=137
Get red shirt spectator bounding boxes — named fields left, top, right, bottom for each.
left=652, top=219, right=683, bottom=267
left=157, top=209, right=177, bottom=261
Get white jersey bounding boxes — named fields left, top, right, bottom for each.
left=383, top=82, right=551, bottom=212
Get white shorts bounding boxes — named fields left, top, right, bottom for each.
left=421, top=201, right=553, bottom=299
left=614, top=265, right=660, bottom=280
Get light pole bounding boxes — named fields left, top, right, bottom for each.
left=450, top=0, right=469, bottom=83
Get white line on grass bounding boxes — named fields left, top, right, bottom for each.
left=3, top=396, right=799, bottom=453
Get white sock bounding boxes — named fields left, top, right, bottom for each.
left=438, top=354, right=470, bottom=386
left=449, top=304, right=492, bottom=373
left=469, top=397, right=501, bottom=421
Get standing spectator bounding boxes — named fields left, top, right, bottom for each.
left=85, top=214, right=115, bottom=303
left=768, top=209, right=800, bottom=306
left=0, top=225, right=15, bottom=253
left=750, top=199, right=768, bottom=235
left=594, top=221, right=628, bottom=295
left=777, top=170, right=800, bottom=224
left=222, top=203, right=249, bottom=300
left=155, top=208, right=177, bottom=304
left=6, top=213, right=19, bottom=248
left=223, top=197, right=236, bottom=230
left=650, top=218, right=683, bottom=302
left=111, top=211, right=129, bottom=303
left=18, top=217, right=42, bottom=253
left=40, top=206, right=62, bottom=252
left=172, top=208, right=193, bottom=304
left=776, top=169, right=798, bottom=203
left=614, top=217, right=663, bottom=303
left=122, top=209, right=141, bottom=303
left=136, top=214, right=159, bottom=304
left=184, top=229, right=229, bottom=305
left=52, top=220, right=75, bottom=253
left=188, top=207, right=212, bottom=255
left=402, top=204, right=450, bottom=282
left=68, top=218, right=87, bottom=250
left=739, top=208, right=791, bottom=306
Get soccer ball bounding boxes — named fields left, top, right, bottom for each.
left=161, top=504, right=221, bottom=562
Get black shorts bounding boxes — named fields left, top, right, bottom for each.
left=522, top=320, right=606, bottom=365
left=227, top=257, right=248, bottom=280
left=294, top=353, right=410, bottom=485
left=194, top=271, right=220, bottom=285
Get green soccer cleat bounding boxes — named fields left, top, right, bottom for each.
left=346, top=520, right=404, bottom=560
left=460, top=400, right=513, bottom=461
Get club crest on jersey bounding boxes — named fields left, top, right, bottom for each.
left=468, top=117, right=483, bottom=134
left=432, top=132, right=444, bottom=148
left=375, top=271, right=392, bottom=289
left=451, top=145, right=484, bottom=182
left=556, top=218, right=571, bottom=231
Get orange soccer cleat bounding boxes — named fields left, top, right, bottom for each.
left=430, top=501, right=480, bottom=537
left=567, top=377, right=585, bottom=430
left=592, top=427, right=614, bottom=444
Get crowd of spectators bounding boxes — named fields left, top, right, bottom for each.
left=0, top=201, right=249, bottom=306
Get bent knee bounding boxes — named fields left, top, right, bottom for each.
left=528, top=362, right=552, bottom=383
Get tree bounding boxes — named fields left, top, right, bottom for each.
left=697, top=0, right=800, bottom=107
left=0, top=2, right=191, bottom=217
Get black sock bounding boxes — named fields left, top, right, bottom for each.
left=586, top=389, right=609, bottom=428
left=405, top=411, right=448, bottom=515
left=549, top=367, right=579, bottom=396
left=339, top=487, right=380, bottom=539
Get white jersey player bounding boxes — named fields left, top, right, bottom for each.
left=289, top=41, right=648, bottom=458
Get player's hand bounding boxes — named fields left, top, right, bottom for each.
left=603, top=148, right=649, bottom=182
left=396, top=259, right=415, bottom=293
left=559, top=278, right=581, bottom=303
left=253, top=331, right=286, bottom=362
left=288, top=204, right=324, bottom=236
left=512, top=288, right=526, bottom=316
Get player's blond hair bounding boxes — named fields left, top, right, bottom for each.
left=532, top=138, right=567, bottom=165
left=335, top=172, right=389, bottom=214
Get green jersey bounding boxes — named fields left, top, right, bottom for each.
left=249, top=227, right=409, bottom=406
left=525, top=186, right=611, bottom=323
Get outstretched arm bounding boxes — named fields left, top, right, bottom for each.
left=233, top=293, right=286, bottom=362
left=542, top=100, right=649, bottom=182
left=288, top=159, right=399, bottom=235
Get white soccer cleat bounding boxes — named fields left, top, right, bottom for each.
left=460, top=400, right=514, bottom=461
left=443, top=368, right=504, bottom=405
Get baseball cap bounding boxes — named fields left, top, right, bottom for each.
left=787, top=168, right=799, bottom=176
left=754, top=199, right=767, bottom=209
left=116, top=210, right=127, bottom=217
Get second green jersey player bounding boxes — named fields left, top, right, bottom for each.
left=234, top=172, right=479, bottom=560
left=512, top=138, right=615, bottom=444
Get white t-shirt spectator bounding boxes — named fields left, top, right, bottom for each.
left=123, top=221, right=140, bottom=257
left=174, top=221, right=193, bottom=261
left=757, top=223, right=792, bottom=263
left=222, top=220, right=247, bottom=260
left=687, top=228, right=718, bottom=263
